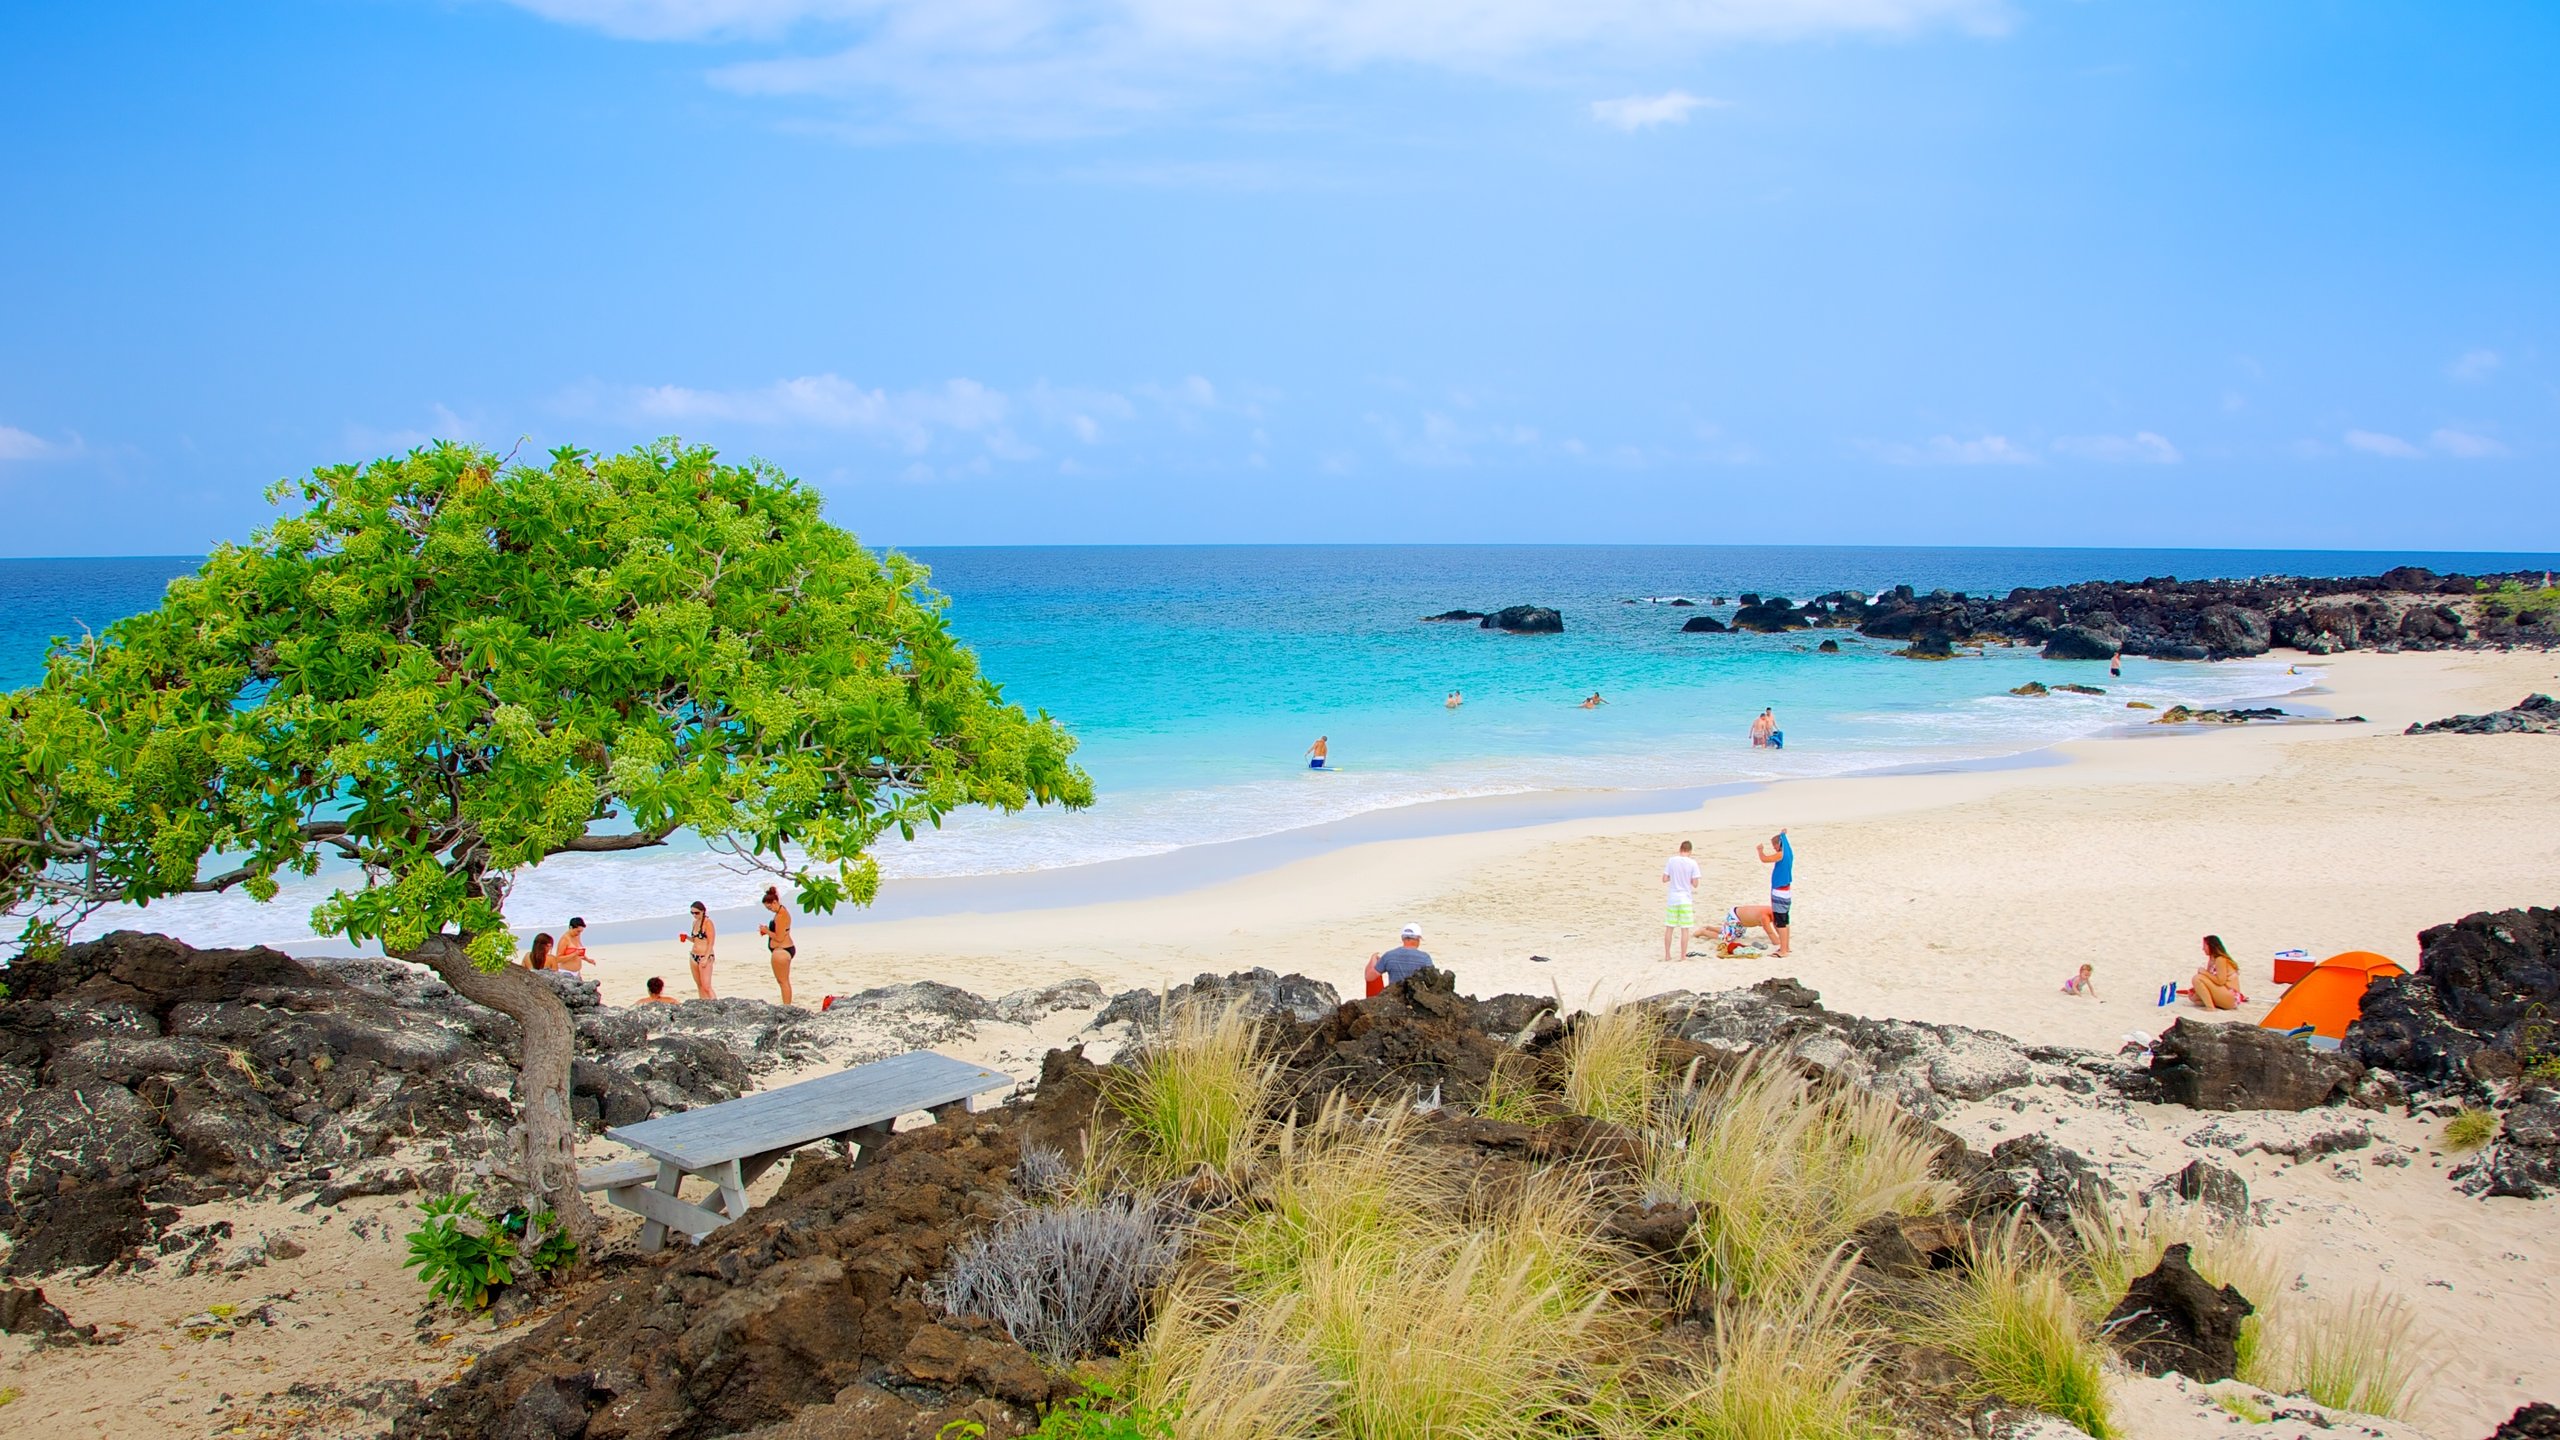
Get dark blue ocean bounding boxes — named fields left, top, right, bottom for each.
left=6, top=545, right=2553, bottom=945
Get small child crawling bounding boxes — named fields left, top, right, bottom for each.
left=2062, top=963, right=2101, bottom=1000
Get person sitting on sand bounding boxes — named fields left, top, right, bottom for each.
left=553, top=917, right=589, bottom=974
left=757, top=885, right=796, bottom=1007
left=2189, top=934, right=2245, bottom=1010
left=638, top=975, right=678, bottom=1005
left=1749, top=708, right=1776, bottom=747
left=1580, top=692, right=1608, bottom=709
left=1307, top=735, right=1328, bottom=770
left=1445, top=689, right=1464, bottom=710
left=2063, top=963, right=2101, bottom=1000
left=1365, top=924, right=1436, bottom=990
left=524, top=932, right=554, bottom=970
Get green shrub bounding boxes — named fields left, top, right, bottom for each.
left=403, top=1191, right=575, bottom=1309
left=2443, top=1108, right=2497, bottom=1152
left=1107, top=997, right=1277, bottom=1183
left=2257, top=1287, right=2431, bottom=1419
left=1561, top=1002, right=1664, bottom=1127
left=1918, top=1216, right=2112, bottom=1438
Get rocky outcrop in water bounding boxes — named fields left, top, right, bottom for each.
left=1482, top=604, right=1563, bottom=634
left=1843, top=568, right=2551, bottom=660
left=2406, top=694, right=2560, bottom=735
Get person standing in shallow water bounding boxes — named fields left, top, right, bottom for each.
left=757, top=886, right=796, bottom=1006
left=1306, top=735, right=1329, bottom=770
left=678, top=901, right=716, bottom=999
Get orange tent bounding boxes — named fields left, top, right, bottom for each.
left=2260, top=951, right=2405, bottom=1040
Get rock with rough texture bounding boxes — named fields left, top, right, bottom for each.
left=1817, top=638, right=1841, bottom=652
left=1659, top=978, right=2061, bottom=1117
left=1729, top=602, right=1806, bottom=633
left=1899, top=630, right=1957, bottom=660
left=2105, top=1242, right=2254, bottom=1380
left=2194, top=604, right=2272, bottom=658
left=2349, top=906, right=2560, bottom=1088
left=2487, top=1402, right=2560, bottom=1440
left=1420, top=609, right=1487, bottom=623
left=0, top=1283, right=98, bottom=1342
left=2163, top=1158, right=2250, bottom=1218
left=1973, top=1134, right=2117, bottom=1225
left=2452, top=1088, right=2560, bottom=1199
left=991, top=978, right=1107, bottom=1026
left=2406, top=694, right=2560, bottom=736
left=0, top=931, right=939, bottom=1275
left=1094, top=968, right=1344, bottom=1033
left=2041, top=625, right=2119, bottom=661
left=2138, top=1019, right=2362, bottom=1112
left=1481, top=605, right=1563, bottom=634
left=2010, top=681, right=2051, bottom=696
left=1681, top=615, right=1728, bottom=633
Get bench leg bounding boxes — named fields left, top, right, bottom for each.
left=713, top=1158, right=751, bottom=1222
left=637, top=1160, right=683, bottom=1252
left=843, top=1120, right=895, bottom=1167
left=929, top=1098, right=971, bottom=1126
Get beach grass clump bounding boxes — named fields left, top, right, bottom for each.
left=2213, top=1388, right=2273, bottom=1423
left=1474, top=1054, right=1544, bottom=1125
left=926, top=1195, right=1181, bottom=1364
left=1107, top=996, right=1278, bottom=1183
left=1640, top=1252, right=1879, bottom=1440
left=1644, top=1054, right=1952, bottom=1302
left=1562, top=1001, right=1668, bottom=1128
left=2443, top=1107, right=2498, bottom=1152
left=1916, top=1215, right=2113, bottom=1439
left=2255, top=1287, right=2431, bottom=1420
left=1141, top=1102, right=1630, bottom=1439
left=2070, top=1198, right=2289, bottom=1381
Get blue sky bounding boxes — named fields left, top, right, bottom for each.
left=2, top=0, right=2553, bottom=554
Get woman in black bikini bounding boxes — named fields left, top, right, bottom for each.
left=678, top=901, right=716, bottom=999
left=757, top=886, right=797, bottom=1006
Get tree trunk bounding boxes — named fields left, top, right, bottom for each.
left=406, top=934, right=600, bottom=1244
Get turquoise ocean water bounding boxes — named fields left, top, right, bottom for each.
left=6, top=545, right=2554, bottom=947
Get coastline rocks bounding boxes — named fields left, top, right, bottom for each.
left=2010, top=681, right=2050, bottom=697
left=2040, top=625, right=2119, bottom=661
left=2453, top=1089, right=2560, bottom=1199
left=0, top=1283, right=99, bottom=1344
left=2105, top=1242, right=2254, bottom=1381
left=2194, top=604, right=2273, bottom=659
left=1681, top=615, right=1728, bottom=633
left=2162, top=1158, right=2251, bottom=1219
left=1420, top=608, right=1487, bottom=623
left=1973, top=1134, right=2117, bottom=1225
left=1729, top=601, right=1806, bottom=633
left=1481, top=605, right=1563, bottom=634
left=2055, top=683, right=2105, bottom=695
left=0, top=931, right=960, bottom=1276
left=2489, top=1403, right=2560, bottom=1440
left=1095, top=968, right=1343, bottom=1032
left=2348, top=906, right=2560, bottom=1089
left=2134, top=1019, right=2362, bottom=1112
left=1658, top=978, right=2065, bottom=1117
left=2405, top=694, right=2560, bottom=735
left=1897, top=630, right=1957, bottom=660
left=2155, top=705, right=2287, bottom=725
left=1817, top=638, right=1841, bottom=652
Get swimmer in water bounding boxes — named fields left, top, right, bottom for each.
left=1580, top=692, right=1608, bottom=709
left=1445, top=689, right=1464, bottom=710
left=1306, top=735, right=1329, bottom=770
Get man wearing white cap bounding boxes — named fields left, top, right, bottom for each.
left=1365, top=923, right=1436, bottom=989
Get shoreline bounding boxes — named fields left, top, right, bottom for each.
left=570, top=646, right=2559, bottom=1061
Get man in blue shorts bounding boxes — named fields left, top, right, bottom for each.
left=1756, top=829, right=1794, bottom=958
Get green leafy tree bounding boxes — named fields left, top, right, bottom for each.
left=0, top=440, right=1091, bottom=1231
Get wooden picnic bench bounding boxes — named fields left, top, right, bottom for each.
left=577, top=1050, right=1012, bottom=1251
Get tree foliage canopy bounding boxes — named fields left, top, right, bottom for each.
left=0, top=441, right=1092, bottom=967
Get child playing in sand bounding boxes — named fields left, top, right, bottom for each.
left=2062, top=964, right=2100, bottom=999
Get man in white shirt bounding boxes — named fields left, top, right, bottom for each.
left=1662, top=840, right=1702, bottom=962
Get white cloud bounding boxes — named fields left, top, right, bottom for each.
left=1590, top=90, right=1725, bottom=131
left=2430, top=427, right=2508, bottom=459
left=610, top=374, right=1010, bottom=452
left=2343, top=428, right=2424, bottom=459
left=501, top=0, right=2009, bottom=135
left=2448, top=348, right=2501, bottom=383
left=0, top=424, right=83, bottom=462
left=2052, top=431, right=2181, bottom=464
left=1863, top=433, right=2038, bottom=466
left=341, top=403, right=475, bottom=457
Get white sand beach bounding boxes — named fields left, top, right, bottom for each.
left=583, top=648, right=2560, bottom=1060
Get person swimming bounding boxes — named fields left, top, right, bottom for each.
left=1445, top=689, right=1464, bottom=710
left=1580, top=692, right=1608, bottom=709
